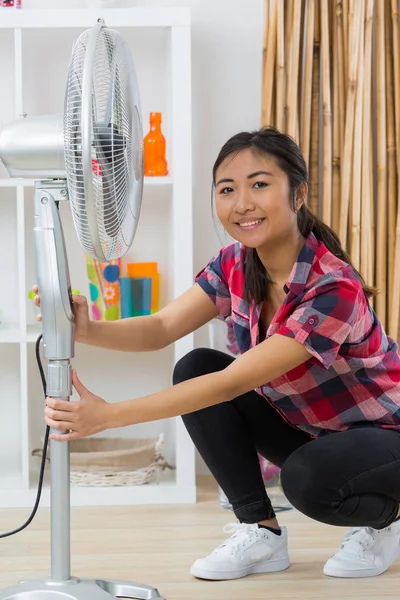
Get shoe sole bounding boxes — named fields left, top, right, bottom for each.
left=323, top=547, right=400, bottom=579
left=190, top=556, right=290, bottom=581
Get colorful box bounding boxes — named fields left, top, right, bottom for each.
left=86, top=255, right=121, bottom=321
left=120, top=262, right=160, bottom=318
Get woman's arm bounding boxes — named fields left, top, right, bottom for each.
left=85, top=283, right=219, bottom=352
left=111, top=333, right=311, bottom=426
left=45, top=333, right=311, bottom=441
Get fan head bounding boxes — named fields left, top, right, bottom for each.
left=64, top=19, right=143, bottom=262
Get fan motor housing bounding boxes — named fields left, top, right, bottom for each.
left=0, top=113, right=66, bottom=178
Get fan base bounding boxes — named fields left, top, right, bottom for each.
left=0, top=577, right=164, bottom=600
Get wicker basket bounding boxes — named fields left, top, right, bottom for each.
left=32, top=434, right=174, bottom=487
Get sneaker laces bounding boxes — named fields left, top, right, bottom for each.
left=212, top=523, right=260, bottom=557
left=341, top=527, right=378, bottom=557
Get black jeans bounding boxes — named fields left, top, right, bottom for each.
left=174, top=348, right=400, bottom=530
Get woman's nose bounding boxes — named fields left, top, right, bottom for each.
left=233, top=188, right=256, bottom=214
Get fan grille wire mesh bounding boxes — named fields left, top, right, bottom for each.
left=64, top=25, right=142, bottom=261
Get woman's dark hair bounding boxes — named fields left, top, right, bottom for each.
left=212, top=126, right=376, bottom=303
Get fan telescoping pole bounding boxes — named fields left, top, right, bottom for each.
left=34, top=179, right=74, bottom=582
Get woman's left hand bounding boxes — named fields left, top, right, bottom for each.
left=45, top=370, right=111, bottom=441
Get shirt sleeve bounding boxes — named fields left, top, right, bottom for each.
left=195, top=250, right=231, bottom=320
left=275, top=275, right=362, bottom=369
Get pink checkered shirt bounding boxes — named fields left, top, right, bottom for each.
left=195, top=233, right=400, bottom=437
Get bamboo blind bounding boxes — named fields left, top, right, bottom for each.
left=262, top=0, right=400, bottom=340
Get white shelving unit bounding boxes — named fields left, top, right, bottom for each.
left=0, top=7, right=195, bottom=508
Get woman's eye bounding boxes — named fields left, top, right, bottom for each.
left=219, top=187, right=234, bottom=194
left=254, top=181, right=268, bottom=189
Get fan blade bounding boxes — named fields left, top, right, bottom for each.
left=93, top=123, right=129, bottom=238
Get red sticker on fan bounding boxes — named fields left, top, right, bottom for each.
left=92, top=159, right=103, bottom=176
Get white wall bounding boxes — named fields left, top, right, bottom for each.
left=5, top=0, right=265, bottom=474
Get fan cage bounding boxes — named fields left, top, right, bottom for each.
left=64, top=24, right=143, bottom=262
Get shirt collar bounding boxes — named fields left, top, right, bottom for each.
left=283, top=232, right=320, bottom=295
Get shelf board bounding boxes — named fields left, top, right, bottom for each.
left=0, top=325, right=21, bottom=344
left=26, top=324, right=42, bottom=343
left=0, top=176, right=173, bottom=188
left=0, top=470, right=25, bottom=490
left=145, top=176, right=173, bottom=186
left=0, top=325, right=43, bottom=343
left=0, top=7, right=191, bottom=29
left=0, top=469, right=196, bottom=508
left=0, top=179, right=36, bottom=188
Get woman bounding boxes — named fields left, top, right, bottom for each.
left=34, top=127, right=400, bottom=581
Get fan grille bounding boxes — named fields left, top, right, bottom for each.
left=64, top=24, right=143, bottom=261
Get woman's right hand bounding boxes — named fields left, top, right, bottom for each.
left=31, top=285, right=90, bottom=341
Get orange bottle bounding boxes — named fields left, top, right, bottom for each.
left=143, top=112, right=168, bottom=176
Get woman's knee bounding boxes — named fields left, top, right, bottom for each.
left=280, top=442, right=336, bottom=518
left=172, top=347, right=233, bottom=384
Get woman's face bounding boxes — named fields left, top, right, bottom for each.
left=214, top=148, right=302, bottom=249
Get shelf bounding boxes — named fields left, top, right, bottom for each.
left=0, top=471, right=196, bottom=508
left=0, top=470, right=25, bottom=491
left=0, top=325, right=21, bottom=343
left=0, top=176, right=173, bottom=188
left=0, top=8, right=191, bottom=29
left=26, top=324, right=42, bottom=343
left=145, top=176, right=173, bottom=186
left=0, top=179, right=36, bottom=188
left=0, top=324, right=43, bottom=343
left=0, top=6, right=194, bottom=507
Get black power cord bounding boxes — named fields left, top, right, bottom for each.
left=0, top=334, right=50, bottom=538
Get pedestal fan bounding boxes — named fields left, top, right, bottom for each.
left=0, top=19, right=164, bottom=600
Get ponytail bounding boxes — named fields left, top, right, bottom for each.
left=297, top=204, right=376, bottom=298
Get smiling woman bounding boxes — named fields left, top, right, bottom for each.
left=211, top=127, right=375, bottom=305
left=36, top=126, right=400, bottom=585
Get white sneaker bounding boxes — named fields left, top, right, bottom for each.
left=324, top=520, right=400, bottom=578
left=190, top=522, right=290, bottom=580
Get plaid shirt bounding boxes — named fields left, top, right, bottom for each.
left=195, top=232, right=400, bottom=437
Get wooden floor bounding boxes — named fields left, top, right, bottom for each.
left=0, top=476, right=399, bottom=599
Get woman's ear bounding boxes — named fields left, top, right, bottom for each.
left=295, top=182, right=308, bottom=212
